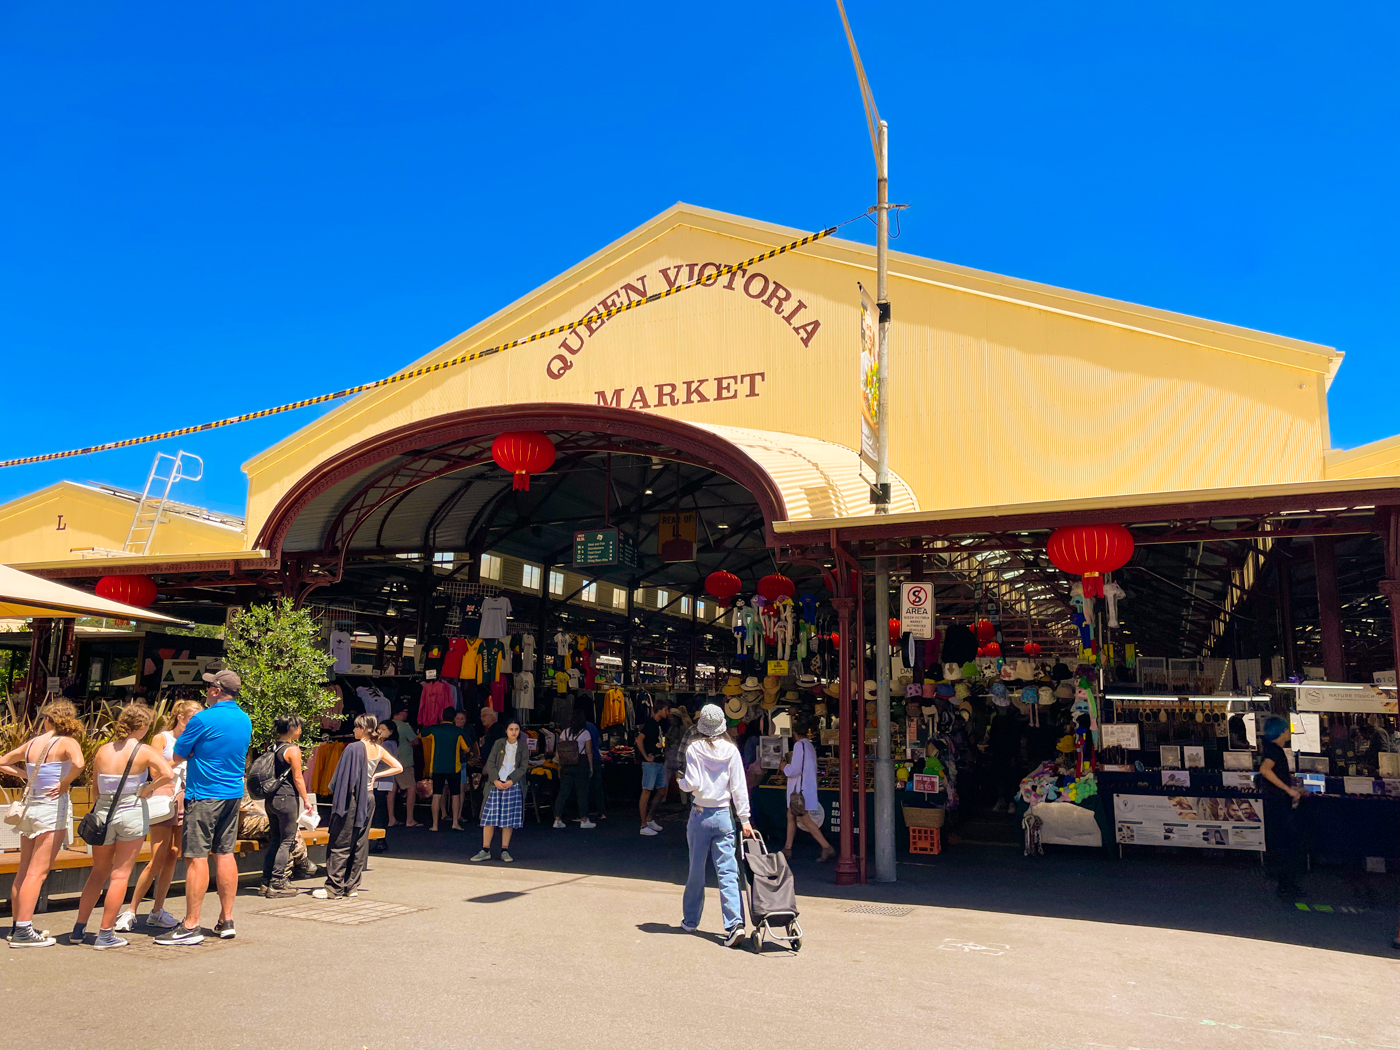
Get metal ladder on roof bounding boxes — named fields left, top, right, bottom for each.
left=122, top=450, right=204, bottom=555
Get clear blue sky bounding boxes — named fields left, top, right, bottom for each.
left=2, top=2, right=1396, bottom=517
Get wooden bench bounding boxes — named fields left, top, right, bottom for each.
left=0, top=826, right=385, bottom=913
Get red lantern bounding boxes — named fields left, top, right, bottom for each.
left=974, top=619, right=995, bottom=643
left=96, top=575, right=157, bottom=608
left=984, top=642, right=1001, bottom=657
left=829, top=632, right=840, bottom=646
left=1046, top=524, right=1135, bottom=599
left=491, top=431, right=556, bottom=491
left=1023, top=642, right=1042, bottom=657
left=976, top=645, right=987, bottom=658
left=888, top=618, right=901, bottom=644
left=757, top=574, right=796, bottom=602
left=704, top=570, right=742, bottom=608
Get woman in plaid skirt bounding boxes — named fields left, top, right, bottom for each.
left=472, top=719, right=528, bottom=862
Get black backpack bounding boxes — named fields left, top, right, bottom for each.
left=246, top=743, right=291, bottom=800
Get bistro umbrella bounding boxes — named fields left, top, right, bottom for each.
left=0, top=563, right=189, bottom=625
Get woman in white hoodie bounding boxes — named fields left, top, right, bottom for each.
left=677, top=704, right=753, bottom=946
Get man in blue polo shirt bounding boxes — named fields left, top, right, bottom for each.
left=155, top=668, right=252, bottom=947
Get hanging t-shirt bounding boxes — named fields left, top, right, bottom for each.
left=480, top=639, right=507, bottom=682
left=479, top=596, right=512, bottom=640
left=555, top=631, right=570, bottom=656
left=442, top=637, right=470, bottom=679
left=554, top=671, right=569, bottom=694
left=568, top=667, right=582, bottom=690
left=459, top=596, right=483, bottom=636
left=459, top=638, right=485, bottom=682
left=329, top=631, right=353, bottom=673
left=356, top=686, right=392, bottom=724
left=522, top=633, right=536, bottom=664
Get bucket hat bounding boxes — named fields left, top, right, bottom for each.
left=696, top=704, right=727, bottom=737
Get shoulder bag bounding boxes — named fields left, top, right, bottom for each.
left=787, top=739, right=809, bottom=817
left=5, top=738, right=59, bottom=826
left=77, top=743, right=140, bottom=847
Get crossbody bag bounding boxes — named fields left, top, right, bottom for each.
left=787, top=739, right=809, bottom=816
left=4, top=738, right=60, bottom=826
left=77, top=744, right=139, bottom=847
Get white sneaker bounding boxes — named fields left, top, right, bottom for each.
left=647, top=820, right=663, bottom=832
left=552, top=819, right=566, bottom=829
left=579, top=821, right=597, bottom=829
left=640, top=826, right=659, bottom=836
left=146, top=908, right=179, bottom=929
left=113, top=911, right=135, bottom=933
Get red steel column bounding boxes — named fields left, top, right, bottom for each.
left=832, top=592, right=857, bottom=887
left=856, top=574, right=867, bottom=885
left=1313, top=536, right=1347, bottom=681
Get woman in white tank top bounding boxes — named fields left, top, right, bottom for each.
left=71, top=703, right=173, bottom=950
left=115, top=699, right=203, bottom=933
left=0, top=700, right=86, bottom=949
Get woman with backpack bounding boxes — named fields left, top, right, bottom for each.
left=678, top=704, right=754, bottom=946
left=259, top=715, right=314, bottom=899
left=70, top=703, right=174, bottom=949
left=551, top=708, right=595, bottom=830
left=0, top=700, right=86, bottom=949
left=313, top=715, right=401, bottom=899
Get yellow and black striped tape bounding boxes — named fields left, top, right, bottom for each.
left=0, top=226, right=838, bottom=469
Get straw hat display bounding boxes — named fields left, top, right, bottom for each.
left=723, top=694, right=748, bottom=721
left=721, top=675, right=743, bottom=696
left=742, top=675, right=761, bottom=691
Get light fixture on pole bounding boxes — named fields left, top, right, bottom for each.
left=836, top=0, right=895, bottom=884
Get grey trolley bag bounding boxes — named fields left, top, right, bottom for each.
left=739, top=829, right=803, bottom=952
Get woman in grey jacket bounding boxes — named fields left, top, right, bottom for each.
left=472, top=719, right=529, bottom=863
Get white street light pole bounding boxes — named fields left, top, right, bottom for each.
left=836, top=0, right=896, bottom=883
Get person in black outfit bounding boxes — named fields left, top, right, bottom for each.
left=261, top=715, right=314, bottom=899
left=1257, top=715, right=1305, bottom=900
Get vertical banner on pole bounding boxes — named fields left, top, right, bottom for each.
left=858, top=282, right=879, bottom=473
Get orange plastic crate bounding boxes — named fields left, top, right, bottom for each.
left=909, top=826, right=942, bottom=855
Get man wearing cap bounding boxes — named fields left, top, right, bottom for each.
left=155, top=669, right=252, bottom=947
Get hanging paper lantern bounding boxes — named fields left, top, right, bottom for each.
left=1023, top=642, right=1042, bottom=657
left=704, top=570, right=742, bottom=608
left=757, top=574, right=796, bottom=601
left=1046, top=524, right=1135, bottom=599
left=983, top=642, right=1001, bottom=657
left=96, top=575, right=157, bottom=608
left=888, top=618, right=901, bottom=644
left=491, top=431, right=556, bottom=491
left=974, top=619, right=995, bottom=643
left=976, top=645, right=987, bottom=658
left=829, top=631, right=840, bottom=646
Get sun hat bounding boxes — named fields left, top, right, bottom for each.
left=696, top=704, right=728, bottom=737
left=1038, top=686, right=1055, bottom=705
left=783, top=689, right=799, bottom=702
left=1054, top=682, right=1074, bottom=700
left=722, top=675, right=742, bottom=695
left=824, top=681, right=841, bottom=699
left=990, top=682, right=1010, bottom=707
left=722, top=694, right=748, bottom=720
left=797, top=673, right=817, bottom=689
left=742, top=675, right=761, bottom=691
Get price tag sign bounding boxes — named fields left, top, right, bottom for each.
left=767, top=660, right=788, bottom=676
left=911, top=773, right=940, bottom=793
left=425, top=669, right=437, bottom=680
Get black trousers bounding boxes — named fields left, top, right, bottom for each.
left=1263, top=796, right=1304, bottom=890
left=262, top=791, right=301, bottom=886
left=324, top=809, right=370, bottom=894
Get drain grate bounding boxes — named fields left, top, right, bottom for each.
left=263, top=899, right=425, bottom=926
left=95, top=933, right=239, bottom=960
left=843, top=904, right=913, bottom=917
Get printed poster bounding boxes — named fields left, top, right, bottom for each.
left=1113, top=793, right=1266, bottom=851
left=858, top=282, right=879, bottom=472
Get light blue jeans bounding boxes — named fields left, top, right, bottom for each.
left=683, top=805, right=742, bottom=931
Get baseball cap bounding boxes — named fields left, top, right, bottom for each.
left=202, top=668, right=241, bottom=695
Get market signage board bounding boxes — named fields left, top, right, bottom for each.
left=1100, top=723, right=1141, bottom=750
left=858, top=282, right=878, bottom=472
left=766, top=660, right=789, bottom=676
left=899, top=583, right=933, bottom=640
left=1294, top=687, right=1397, bottom=714
left=573, top=527, right=638, bottom=570
left=1113, top=793, right=1265, bottom=851
left=911, top=773, right=940, bottom=793
left=657, top=512, right=696, bottom=563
